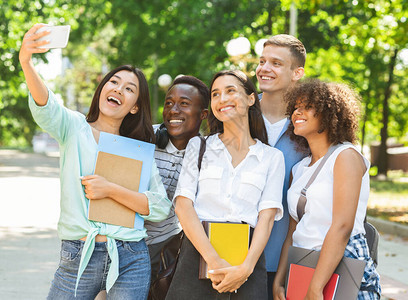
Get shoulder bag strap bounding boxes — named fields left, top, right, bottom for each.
left=198, top=136, right=206, bottom=171
left=296, top=144, right=342, bottom=221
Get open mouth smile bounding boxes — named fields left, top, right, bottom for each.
left=168, top=119, right=184, bottom=124
left=219, top=106, right=234, bottom=112
left=107, top=96, right=122, bottom=105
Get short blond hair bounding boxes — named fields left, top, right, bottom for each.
left=264, top=34, right=306, bottom=68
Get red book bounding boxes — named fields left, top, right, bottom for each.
left=286, top=264, right=339, bottom=300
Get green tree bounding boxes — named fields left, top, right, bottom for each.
left=2, top=0, right=408, bottom=167
left=0, top=0, right=88, bottom=146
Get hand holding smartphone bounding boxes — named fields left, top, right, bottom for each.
left=36, top=25, right=71, bottom=49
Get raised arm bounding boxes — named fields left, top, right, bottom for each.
left=19, top=24, right=51, bottom=106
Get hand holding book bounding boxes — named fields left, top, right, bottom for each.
left=81, top=174, right=113, bottom=200
left=206, top=257, right=230, bottom=285
left=209, top=263, right=251, bottom=293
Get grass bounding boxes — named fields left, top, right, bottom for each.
left=368, top=171, right=408, bottom=225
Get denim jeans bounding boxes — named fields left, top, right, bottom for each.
left=47, top=239, right=150, bottom=299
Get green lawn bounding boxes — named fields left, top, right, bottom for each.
left=368, top=175, right=408, bottom=225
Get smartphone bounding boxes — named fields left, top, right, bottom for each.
left=36, top=25, right=71, bottom=49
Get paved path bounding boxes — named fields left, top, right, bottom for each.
left=0, top=149, right=407, bottom=299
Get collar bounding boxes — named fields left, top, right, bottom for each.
left=248, top=139, right=265, bottom=162
left=165, top=139, right=185, bottom=155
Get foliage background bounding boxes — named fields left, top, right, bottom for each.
left=1, top=0, right=407, bottom=173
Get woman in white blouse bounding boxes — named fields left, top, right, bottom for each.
left=273, top=79, right=381, bottom=300
left=166, top=70, right=285, bottom=299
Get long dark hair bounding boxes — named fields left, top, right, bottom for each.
left=208, top=70, right=268, bottom=145
left=86, top=65, right=155, bottom=143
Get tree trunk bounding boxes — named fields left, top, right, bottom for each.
left=361, top=112, right=367, bottom=155
left=284, top=10, right=290, bottom=34
left=267, top=5, right=272, bottom=35
left=361, top=74, right=374, bottom=156
left=377, top=48, right=398, bottom=176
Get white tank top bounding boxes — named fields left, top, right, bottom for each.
left=287, top=142, right=370, bottom=250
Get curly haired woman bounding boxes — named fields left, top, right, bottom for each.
left=273, top=79, right=381, bottom=300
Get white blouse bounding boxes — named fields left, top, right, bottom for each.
left=287, top=143, right=370, bottom=250
left=174, top=134, right=285, bottom=227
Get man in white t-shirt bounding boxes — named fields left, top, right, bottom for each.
left=255, top=34, right=307, bottom=299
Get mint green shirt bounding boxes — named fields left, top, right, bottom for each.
left=29, top=89, right=171, bottom=293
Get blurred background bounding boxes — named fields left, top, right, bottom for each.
left=1, top=0, right=407, bottom=223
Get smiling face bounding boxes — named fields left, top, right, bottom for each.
left=163, top=83, right=207, bottom=149
left=210, top=75, right=255, bottom=124
left=98, top=70, right=140, bottom=122
left=291, top=100, right=322, bottom=139
left=256, top=45, right=303, bottom=95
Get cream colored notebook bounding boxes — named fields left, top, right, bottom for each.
left=88, top=151, right=142, bottom=228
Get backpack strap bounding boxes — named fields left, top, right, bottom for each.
left=296, top=144, right=342, bottom=221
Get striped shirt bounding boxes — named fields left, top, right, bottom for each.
left=144, top=138, right=184, bottom=245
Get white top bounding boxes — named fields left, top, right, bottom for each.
left=174, top=134, right=285, bottom=227
left=287, top=143, right=370, bottom=250
left=262, top=116, right=287, bottom=146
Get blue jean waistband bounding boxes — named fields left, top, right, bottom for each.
left=62, top=239, right=144, bottom=251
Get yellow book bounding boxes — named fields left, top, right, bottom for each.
left=199, top=221, right=250, bottom=279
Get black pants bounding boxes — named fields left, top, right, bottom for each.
left=267, top=272, right=276, bottom=300
left=166, top=235, right=268, bottom=300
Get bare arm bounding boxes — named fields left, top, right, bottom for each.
left=175, top=196, right=230, bottom=283
left=19, top=24, right=51, bottom=106
left=211, top=208, right=277, bottom=293
left=305, top=149, right=366, bottom=299
left=81, top=175, right=149, bottom=215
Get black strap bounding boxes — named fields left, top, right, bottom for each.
left=296, top=144, right=342, bottom=221
left=198, top=136, right=206, bottom=171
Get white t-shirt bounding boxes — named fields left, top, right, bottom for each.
left=287, top=143, right=370, bottom=250
left=262, top=116, right=287, bottom=146
left=174, top=134, right=285, bottom=227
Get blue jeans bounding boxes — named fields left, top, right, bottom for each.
left=47, top=239, right=150, bottom=299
